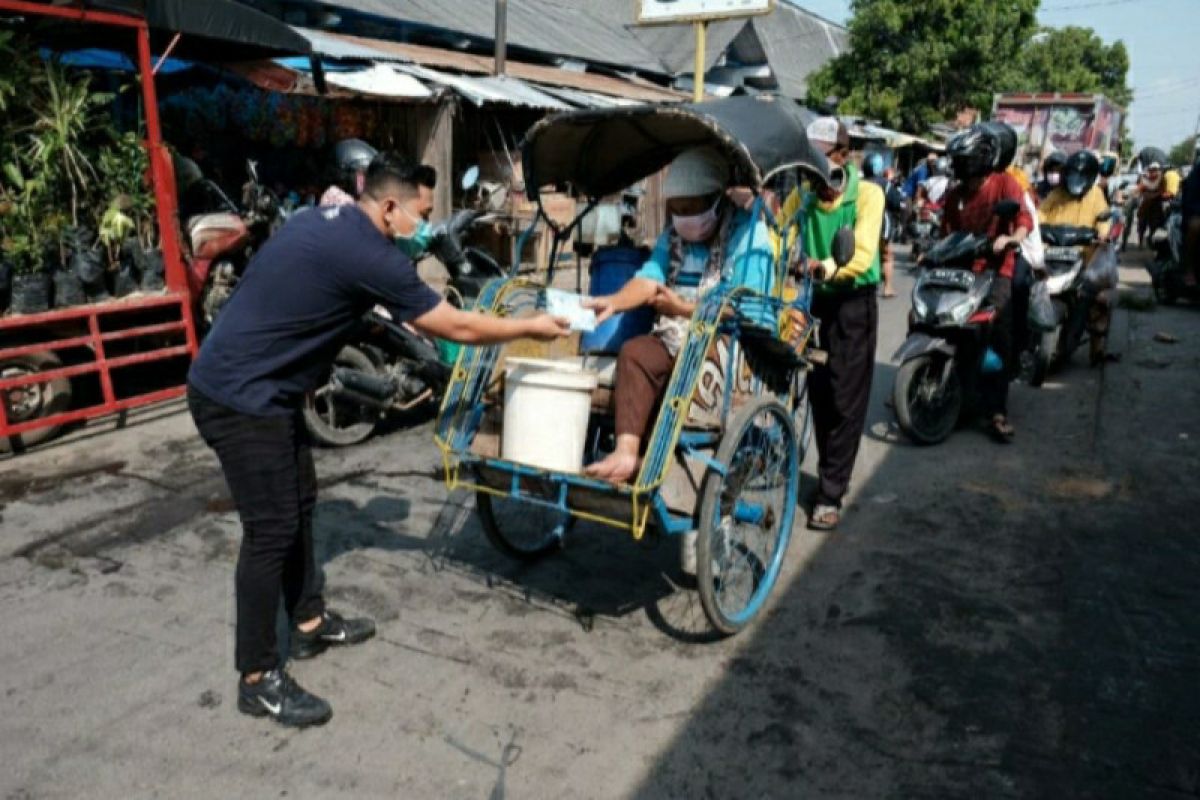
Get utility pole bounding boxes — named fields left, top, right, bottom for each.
left=494, top=0, right=507, bottom=76
left=693, top=20, right=706, bottom=103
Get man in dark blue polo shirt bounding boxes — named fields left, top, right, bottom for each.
left=188, top=153, right=567, bottom=727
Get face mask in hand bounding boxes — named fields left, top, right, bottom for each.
left=393, top=205, right=434, bottom=258
left=672, top=199, right=720, bottom=242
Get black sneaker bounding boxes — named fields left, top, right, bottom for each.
left=290, top=610, right=376, bottom=660
left=237, top=668, right=331, bottom=728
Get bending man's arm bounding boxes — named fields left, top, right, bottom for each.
left=412, top=301, right=568, bottom=344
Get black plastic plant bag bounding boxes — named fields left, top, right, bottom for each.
left=140, top=247, right=165, bottom=291
left=52, top=267, right=87, bottom=307
left=10, top=272, right=51, bottom=314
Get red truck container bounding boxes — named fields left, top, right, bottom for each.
left=991, top=92, right=1123, bottom=176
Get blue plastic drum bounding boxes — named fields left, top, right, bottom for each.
left=581, top=246, right=655, bottom=354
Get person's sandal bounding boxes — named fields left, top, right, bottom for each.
left=988, top=415, right=1015, bottom=444
left=808, top=503, right=840, bottom=531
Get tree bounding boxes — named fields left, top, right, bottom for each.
left=807, top=0, right=1039, bottom=132
left=1014, top=26, right=1131, bottom=107
left=1169, top=134, right=1197, bottom=167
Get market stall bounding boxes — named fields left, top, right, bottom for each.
left=0, top=0, right=313, bottom=452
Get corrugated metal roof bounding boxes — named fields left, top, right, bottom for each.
left=324, top=63, right=433, bottom=98
left=312, top=0, right=666, bottom=73
left=323, top=32, right=687, bottom=104
left=752, top=6, right=847, bottom=100
left=292, top=25, right=401, bottom=61
left=393, top=64, right=571, bottom=109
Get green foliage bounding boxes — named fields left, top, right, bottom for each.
left=24, top=61, right=114, bottom=228
left=1169, top=134, right=1198, bottom=167
left=97, top=131, right=155, bottom=251
left=1013, top=26, right=1132, bottom=107
left=809, top=1, right=1132, bottom=135
left=807, top=0, right=1040, bottom=132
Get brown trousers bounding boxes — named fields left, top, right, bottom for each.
left=614, top=335, right=674, bottom=440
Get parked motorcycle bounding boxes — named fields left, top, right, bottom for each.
left=1148, top=199, right=1197, bottom=305
left=1026, top=213, right=1110, bottom=386
left=892, top=200, right=1021, bottom=445
left=177, top=158, right=283, bottom=330
left=303, top=169, right=506, bottom=446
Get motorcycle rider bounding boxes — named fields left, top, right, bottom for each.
left=941, top=125, right=1032, bottom=442
left=1039, top=150, right=1114, bottom=365
left=322, top=138, right=377, bottom=207
left=984, top=121, right=1044, bottom=362
left=1136, top=161, right=1173, bottom=246
left=1037, top=151, right=1067, bottom=200
left=917, top=156, right=951, bottom=208
left=863, top=152, right=899, bottom=297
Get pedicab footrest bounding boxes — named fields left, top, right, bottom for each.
left=467, top=455, right=639, bottom=530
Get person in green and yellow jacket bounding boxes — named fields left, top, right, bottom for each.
left=777, top=117, right=884, bottom=531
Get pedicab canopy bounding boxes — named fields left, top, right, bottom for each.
left=521, top=95, right=833, bottom=200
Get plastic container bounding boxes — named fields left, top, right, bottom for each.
left=581, top=246, right=654, bottom=354
left=502, top=358, right=598, bottom=473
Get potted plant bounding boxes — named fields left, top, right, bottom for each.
left=97, top=130, right=155, bottom=295
left=22, top=59, right=112, bottom=306
left=2, top=164, right=53, bottom=314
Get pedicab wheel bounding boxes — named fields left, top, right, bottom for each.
left=696, top=397, right=799, bottom=636
left=476, top=490, right=571, bottom=562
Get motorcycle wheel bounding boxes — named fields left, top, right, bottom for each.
left=0, top=350, right=73, bottom=454
left=1028, top=328, right=1058, bottom=388
left=893, top=354, right=962, bottom=446
left=303, top=345, right=381, bottom=447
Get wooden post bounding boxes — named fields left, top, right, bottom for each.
left=693, top=20, right=706, bottom=103
left=416, top=99, right=456, bottom=287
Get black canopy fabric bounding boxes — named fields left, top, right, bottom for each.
left=521, top=95, right=832, bottom=199
left=9, top=0, right=313, bottom=63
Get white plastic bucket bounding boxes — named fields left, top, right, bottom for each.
left=502, top=357, right=598, bottom=473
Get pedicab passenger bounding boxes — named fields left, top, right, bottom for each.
left=584, top=146, right=775, bottom=485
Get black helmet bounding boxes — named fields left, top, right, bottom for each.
left=1042, top=151, right=1067, bottom=173
left=932, top=156, right=950, bottom=177
left=1063, top=150, right=1100, bottom=199
left=982, top=121, right=1018, bottom=172
left=1099, top=155, right=1118, bottom=177
left=947, top=125, right=999, bottom=181
left=333, top=138, right=378, bottom=195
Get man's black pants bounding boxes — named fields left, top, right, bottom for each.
left=188, top=387, right=324, bottom=675
left=810, top=288, right=878, bottom=508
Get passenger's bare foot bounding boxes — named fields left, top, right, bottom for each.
left=584, top=451, right=640, bottom=483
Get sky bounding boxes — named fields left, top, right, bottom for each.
left=788, top=0, right=1200, bottom=152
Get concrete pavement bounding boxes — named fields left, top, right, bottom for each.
left=1, top=249, right=1197, bottom=799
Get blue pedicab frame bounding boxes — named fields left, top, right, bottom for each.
left=435, top=97, right=836, bottom=634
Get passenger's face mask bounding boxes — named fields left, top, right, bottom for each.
left=391, top=203, right=434, bottom=257
left=672, top=198, right=720, bottom=242
left=1047, top=172, right=1061, bottom=187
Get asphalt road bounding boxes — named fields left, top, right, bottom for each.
left=1, top=248, right=1197, bottom=799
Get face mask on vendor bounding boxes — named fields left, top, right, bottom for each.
left=1047, top=172, right=1061, bottom=187
left=671, top=196, right=721, bottom=243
